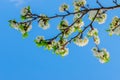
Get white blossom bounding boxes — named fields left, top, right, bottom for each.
left=73, top=0, right=86, bottom=8
left=21, top=6, right=30, bottom=16
left=64, top=27, right=75, bottom=37
left=97, top=14, right=107, bottom=24
left=55, top=48, right=69, bottom=56
left=59, top=3, right=69, bottom=12
left=110, top=16, right=119, bottom=29
left=58, top=20, right=69, bottom=31
left=87, top=28, right=100, bottom=44
left=26, top=25, right=32, bottom=32
left=73, top=16, right=84, bottom=30
left=39, top=14, right=50, bottom=30
left=45, top=41, right=56, bottom=50
left=89, top=10, right=107, bottom=24
left=73, top=0, right=86, bottom=12
left=74, top=37, right=89, bottom=47
left=108, top=16, right=120, bottom=36
left=34, top=36, right=47, bottom=47
left=89, top=11, right=97, bottom=20
left=87, top=28, right=98, bottom=37
left=35, top=36, right=44, bottom=43
left=92, top=47, right=103, bottom=58
left=94, top=36, right=100, bottom=45
left=19, top=23, right=32, bottom=34
left=92, top=47, right=110, bottom=63
left=9, top=20, right=19, bottom=30
left=74, top=21, right=84, bottom=30
left=113, top=27, right=120, bottom=35
left=39, top=20, right=50, bottom=30
left=108, top=30, right=114, bottom=36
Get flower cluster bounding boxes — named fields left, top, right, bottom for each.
left=52, top=38, right=69, bottom=56
left=9, top=20, right=32, bottom=38
left=19, top=23, right=32, bottom=34
left=38, top=14, right=50, bottom=30
left=9, top=0, right=117, bottom=63
left=74, top=37, right=89, bottom=47
left=73, top=0, right=86, bottom=12
left=94, top=36, right=100, bottom=45
left=21, top=6, right=32, bottom=20
left=45, top=41, right=56, bottom=50
left=92, top=47, right=110, bottom=63
left=107, top=16, right=120, bottom=36
left=58, top=20, right=69, bottom=31
left=63, top=27, right=75, bottom=37
left=89, top=10, right=107, bottom=24
left=59, top=3, right=69, bottom=12
left=87, top=28, right=98, bottom=37
left=87, top=28, right=100, bottom=45
left=34, top=36, right=69, bottom=56
left=34, top=36, right=46, bottom=47
left=35, top=36, right=55, bottom=50
left=58, top=20, right=75, bottom=37
left=55, top=48, right=69, bottom=56
left=73, top=14, right=84, bottom=31
left=9, top=20, right=19, bottom=30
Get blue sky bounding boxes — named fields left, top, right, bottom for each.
left=0, top=0, right=120, bottom=80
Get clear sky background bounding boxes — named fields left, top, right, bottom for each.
left=0, top=0, right=120, bottom=80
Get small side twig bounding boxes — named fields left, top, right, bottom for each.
left=113, top=0, right=119, bottom=5
left=96, top=0, right=103, bottom=8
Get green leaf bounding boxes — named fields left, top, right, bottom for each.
left=78, top=29, right=82, bottom=33
left=22, top=32, right=28, bottom=38
left=19, top=25, right=24, bottom=30
left=94, top=32, right=98, bottom=36
left=53, top=46, right=57, bottom=52
left=35, top=40, right=47, bottom=47
left=106, top=29, right=110, bottom=32
left=87, top=35, right=92, bottom=38
left=36, top=43, right=42, bottom=47
left=109, top=33, right=113, bottom=36
left=8, top=20, right=16, bottom=28
left=74, top=26, right=80, bottom=32
left=74, top=26, right=78, bottom=31
left=21, top=15, right=26, bottom=20
left=27, top=6, right=30, bottom=10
